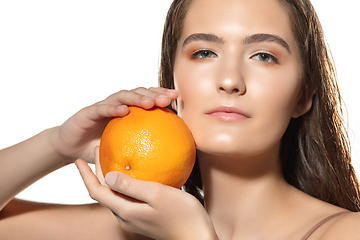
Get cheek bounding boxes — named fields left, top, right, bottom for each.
left=173, top=62, right=214, bottom=149
left=248, top=68, right=302, bottom=142
left=173, top=60, right=214, bottom=116
left=253, top=69, right=301, bottom=119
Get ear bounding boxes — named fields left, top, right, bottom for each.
left=292, top=86, right=316, bottom=118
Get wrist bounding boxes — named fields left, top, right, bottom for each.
left=47, top=127, right=74, bottom=164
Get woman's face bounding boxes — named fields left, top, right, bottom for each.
left=173, top=0, right=306, bottom=158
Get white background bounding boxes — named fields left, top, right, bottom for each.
left=0, top=0, right=359, bottom=204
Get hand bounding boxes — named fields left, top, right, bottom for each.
left=75, top=149, right=218, bottom=240
left=50, top=87, right=178, bottom=163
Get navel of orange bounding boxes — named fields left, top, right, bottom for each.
left=99, top=106, right=196, bottom=188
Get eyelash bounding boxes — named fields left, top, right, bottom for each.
left=190, top=50, right=279, bottom=64
left=191, top=49, right=217, bottom=59
left=251, top=52, right=279, bottom=64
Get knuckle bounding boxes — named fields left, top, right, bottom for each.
left=133, top=87, right=147, bottom=92
left=88, top=189, right=98, bottom=200
left=118, top=177, right=132, bottom=193
left=117, top=89, right=128, bottom=95
left=115, top=89, right=130, bottom=98
left=147, top=184, right=163, bottom=202
left=151, top=188, right=162, bottom=201
left=102, top=90, right=127, bottom=103
left=148, top=87, right=159, bottom=91
left=87, top=185, right=103, bottom=201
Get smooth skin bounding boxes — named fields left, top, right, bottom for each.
left=1, top=0, right=360, bottom=239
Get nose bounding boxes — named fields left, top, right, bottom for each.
left=218, top=80, right=244, bottom=94
left=217, top=61, right=246, bottom=95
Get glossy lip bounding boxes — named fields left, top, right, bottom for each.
left=206, top=106, right=250, bottom=122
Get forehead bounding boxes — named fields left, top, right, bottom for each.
left=181, top=0, right=295, bottom=47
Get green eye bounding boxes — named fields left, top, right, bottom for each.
left=191, top=50, right=217, bottom=59
left=252, top=53, right=278, bottom=63
left=259, top=54, right=270, bottom=61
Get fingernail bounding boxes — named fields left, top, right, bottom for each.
left=105, top=172, right=117, bottom=186
left=158, top=94, right=169, bottom=98
left=117, top=105, right=127, bottom=108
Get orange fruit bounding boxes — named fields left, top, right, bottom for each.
left=99, top=106, right=196, bottom=188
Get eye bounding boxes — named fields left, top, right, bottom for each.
left=251, top=52, right=278, bottom=63
left=191, top=50, right=217, bottom=59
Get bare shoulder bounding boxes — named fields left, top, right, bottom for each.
left=318, top=211, right=360, bottom=240
left=0, top=198, right=127, bottom=240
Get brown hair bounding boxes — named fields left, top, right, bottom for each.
left=159, top=0, right=360, bottom=211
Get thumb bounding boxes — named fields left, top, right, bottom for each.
left=105, top=171, right=164, bottom=205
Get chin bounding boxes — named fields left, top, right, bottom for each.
left=196, top=141, right=249, bottom=157
left=195, top=134, right=282, bottom=160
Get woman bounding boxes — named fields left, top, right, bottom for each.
left=1, top=0, right=359, bottom=239
left=159, top=0, right=360, bottom=211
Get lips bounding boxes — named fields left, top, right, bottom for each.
left=206, top=106, right=250, bottom=121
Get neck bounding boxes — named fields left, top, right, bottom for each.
left=198, top=146, right=297, bottom=239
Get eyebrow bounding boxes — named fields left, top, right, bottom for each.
left=182, top=33, right=224, bottom=49
left=243, top=33, right=291, bottom=53
left=182, top=33, right=291, bottom=53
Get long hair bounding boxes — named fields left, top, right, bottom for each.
left=159, top=0, right=360, bottom=211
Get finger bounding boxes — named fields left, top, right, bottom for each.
left=104, top=171, right=173, bottom=206
left=94, top=146, right=106, bottom=186
left=153, top=88, right=179, bottom=108
left=149, top=87, right=179, bottom=99
left=80, top=104, right=130, bottom=123
left=75, top=159, right=108, bottom=199
left=76, top=159, right=151, bottom=223
left=116, top=87, right=178, bottom=108
left=95, top=88, right=178, bottom=114
left=136, top=87, right=177, bottom=98
left=103, top=89, right=156, bottom=109
left=135, top=87, right=179, bottom=108
left=75, top=159, right=127, bottom=205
